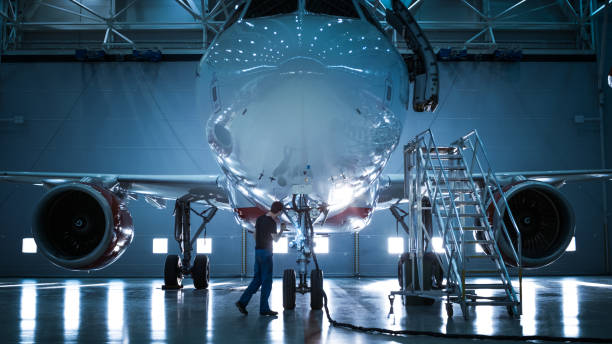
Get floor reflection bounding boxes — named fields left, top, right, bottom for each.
left=63, top=280, right=80, bottom=342
left=3, top=276, right=611, bottom=343
left=561, top=278, right=580, bottom=338
left=19, top=281, right=36, bottom=343
left=107, top=281, right=125, bottom=342
left=151, top=282, right=166, bottom=342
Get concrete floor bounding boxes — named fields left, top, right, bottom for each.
left=0, top=276, right=611, bottom=343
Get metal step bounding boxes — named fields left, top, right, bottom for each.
left=466, top=255, right=498, bottom=260
left=430, top=177, right=469, bottom=182
left=465, top=240, right=494, bottom=245
left=454, top=226, right=486, bottom=231
left=464, top=283, right=508, bottom=289
left=432, top=166, right=466, bottom=170
left=464, top=269, right=501, bottom=275
left=454, top=200, right=480, bottom=206
left=457, top=213, right=485, bottom=218
left=439, top=188, right=473, bottom=194
left=424, top=154, right=462, bottom=160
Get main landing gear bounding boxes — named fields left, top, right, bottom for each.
left=282, top=194, right=324, bottom=310
left=163, top=198, right=217, bottom=290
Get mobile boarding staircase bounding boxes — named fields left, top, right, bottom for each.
left=390, top=129, right=523, bottom=320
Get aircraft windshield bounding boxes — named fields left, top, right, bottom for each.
left=244, top=0, right=299, bottom=19
left=306, top=0, right=360, bottom=18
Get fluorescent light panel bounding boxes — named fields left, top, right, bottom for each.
left=22, top=238, right=37, bottom=254
left=152, top=238, right=168, bottom=254
left=273, top=237, right=288, bottom=254
left=314, top=237, right=329, bottom=254
left=197, top=238, right=212, bottom=254
left=387, top=237, right=404, bottom=254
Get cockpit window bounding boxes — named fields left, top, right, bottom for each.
left=306, top=0, right=360, bottom=18
left=244, top=0, right=298, bottom=19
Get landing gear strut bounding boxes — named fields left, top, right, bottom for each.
left=282, top=194, right=324, bottom=310
left=163, top=198, right=217, bottom=290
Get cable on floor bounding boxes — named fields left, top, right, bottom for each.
left=311, top=251, right=610, bottom=343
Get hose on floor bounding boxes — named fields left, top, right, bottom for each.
left=311, top=251, right=610, bottom=343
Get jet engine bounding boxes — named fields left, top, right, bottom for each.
left=32, top=183, right=134, bottom=270
left=478, top=181, right=575, bottom=268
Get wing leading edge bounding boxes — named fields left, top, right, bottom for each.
left=379, top=169, right=612, bottom=206
left=0, top=171, right=230, bottom=209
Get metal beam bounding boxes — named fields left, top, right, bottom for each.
left=175, top=0, right=202, bottom=20
left=494, top=0, right=528, bottom=19
left=113, top=0, right=140, bottom=20
left=460, top=0, right=487, bottom=19
left=67, top=0, right=107, bottom=21
left=590, top=0, right=612, bottom=19
left=39, top=2, right=103, bottom=22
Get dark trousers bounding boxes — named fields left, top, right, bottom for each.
left=238, top=249, right=273, bottom=313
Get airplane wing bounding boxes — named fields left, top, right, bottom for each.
left=378, top=169, right=612, bottom=205
left=0, top=171, right=230, bottom=209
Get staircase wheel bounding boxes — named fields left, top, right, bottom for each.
left=283, top=269, right=296, bottom=310
left=506, top=305, right=515, bottom=317
left=192, top=254, right=210, bottom=289
left=164, top=254, right=183, bottom=288
left=310, top=269, right=323, bottom=310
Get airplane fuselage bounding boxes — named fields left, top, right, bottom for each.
left=199, top=9, right=409, bottom=231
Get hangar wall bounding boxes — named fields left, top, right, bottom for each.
left=0, top=59, right=608, bottom=277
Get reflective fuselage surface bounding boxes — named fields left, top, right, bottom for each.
left=199, top=8, right=409, bottom=231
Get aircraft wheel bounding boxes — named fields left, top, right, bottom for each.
left=283, top=269, right=296, bottom=310
left=192, top=254, right=210, bottom=289
left=310, top=269, right=323, bottom=310
left=164, top=254, right=183, bottom=288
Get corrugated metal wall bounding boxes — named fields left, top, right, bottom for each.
left=0, top=60, right=609, bottom=277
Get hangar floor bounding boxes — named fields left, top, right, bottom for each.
left=0, top=276, right=610, bottom=343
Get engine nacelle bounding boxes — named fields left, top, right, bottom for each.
left=479, top=181, right=575, bottom=268
left=32, top=183, right=134, bottom=270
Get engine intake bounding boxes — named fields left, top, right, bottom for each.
left=480, top=181, right=575, bottom=269
left=33, top=183, right=134, bottom=270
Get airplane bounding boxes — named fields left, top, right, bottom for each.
left=1, top=0, right=611, bottom=312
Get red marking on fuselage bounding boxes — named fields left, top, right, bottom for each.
left=325, top=207, right=372, bottom=225
left=235, top=207, right=267, bottom=221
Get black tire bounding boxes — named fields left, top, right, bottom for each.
left=192, top=254, right=210, bottom=289
left=283, top=269, right=296, bottom=310
left=310, top=269, right=323, bottom=310
left=164, top=254, right=183, bottom=287
left=397, top=252, right=410, bottom=289
left=398, top=252, right=443, bottom=291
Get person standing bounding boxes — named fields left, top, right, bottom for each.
left=236, top=201, right=285, bottom=316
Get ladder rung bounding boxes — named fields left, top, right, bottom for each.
left=464, top=283, right=508, bottom=289
left=454, top=226, right=486, bottom=231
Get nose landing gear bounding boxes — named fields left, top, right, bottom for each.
left=282, top=194, right=325, bottom=310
